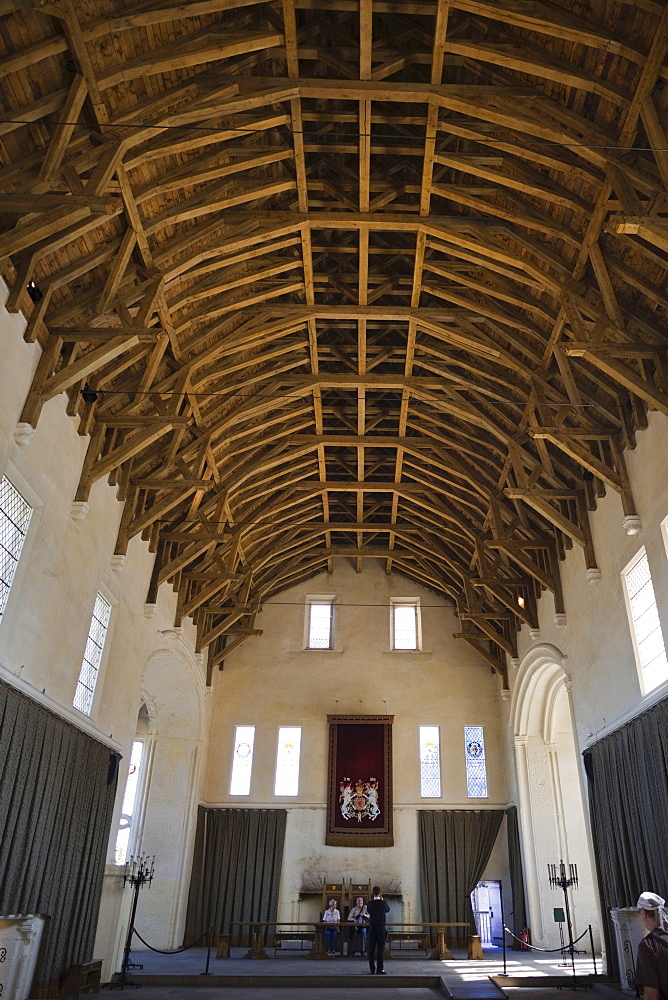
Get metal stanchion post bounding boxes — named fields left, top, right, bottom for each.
left=499, top=882, right=508, bottom=977
left=201, top=925, right=214, bottom=976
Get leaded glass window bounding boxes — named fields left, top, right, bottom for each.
left=274, top=726, right=302, bottom=796
left=115, top=740, right=144, bottom=865
left=73, top=592, right=111, bottom=715
left=465, top=726, right=488, bottom=798
left=393, top=601, right=419, bottom=650
left=419, top=725, right=441, bottom=797
left=230, top=725, right=255, bottom=795
left=623, top=549, right=668, bottom=693
left=308, top=602, right=333, bottom=649
left=0, top=475, right=32, bottom=619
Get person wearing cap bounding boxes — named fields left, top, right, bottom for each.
left=323, top=898, right=341, bottom=955
left=635, top=892, right=668, bottom=1000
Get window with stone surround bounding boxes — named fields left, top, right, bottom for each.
left=115, top=740, right=144, bottom=865
left=274, top=726, right=302, bottom=796
left=392, top=599, right=420, bottom=650
left=622, top=548, right=668, bottom=694
left=419, top=725, right=441, bottom=797
left=230, top=725, right=255, bottom=795
left=465, top=726, right=488, bottom=798
left=0, top=474, right=33, bottom=619
left=73, top=591, right=112, bottom=716
left=306, top=596, right=334, bottom=649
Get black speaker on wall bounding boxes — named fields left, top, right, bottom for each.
left=107, top=752, right=122, bottom=786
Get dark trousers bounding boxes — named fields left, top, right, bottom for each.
left=350, top=925, right=367, bottom=954
left=367, top=926, right=387, bottom=972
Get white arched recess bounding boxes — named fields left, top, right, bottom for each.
left=510, top=644, right=601, bottom=954
left=97, top=629, right=208, bottom=978
left=134, top=630, right=207, bottom=950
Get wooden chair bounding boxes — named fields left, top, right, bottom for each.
left=58, top=960, right=102, bottom=999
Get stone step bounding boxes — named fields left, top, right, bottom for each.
left=119, top=973, right=447, bottom=989
left=440, top=974, right=507, bottom=1000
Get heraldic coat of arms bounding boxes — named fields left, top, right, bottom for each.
left=339, top=777, right=381, bottom=822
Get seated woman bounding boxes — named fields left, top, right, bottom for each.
left=323, top=899, right=341, bottom=955
left=348, top=896, right=369, bottom=956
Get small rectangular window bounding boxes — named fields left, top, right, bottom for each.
left=419, top=725, right=441, bottom=797
left=0, top=475, right=33, bottom=619
left=622, top=549, right=668, bottom=693
left=274, top=726, right=302, bottom=796
left=392, top=600, right=419, bottom=650
left=230, top=725, right=255, bottom=795
left=73, top=592, right=112, bottom=715
left=465, top=726, right=488, bottom=798
left=308, top=602, right=333, bottom=649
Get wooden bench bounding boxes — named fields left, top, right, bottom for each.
left=58, top=960, right=102, bottom=998
left=387, top=930, right=431, bottom=955
left=274, top=930, right=315, bottom=953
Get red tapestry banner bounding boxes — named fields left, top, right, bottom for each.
left=326, top=715, right=393, bottom=847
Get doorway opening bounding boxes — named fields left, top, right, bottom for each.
left=471, top=880, right=503, bottom=946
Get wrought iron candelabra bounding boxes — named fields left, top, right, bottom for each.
left=548, top=860, right=587, bottom=990
left=112, top=854, right=155, bottom=990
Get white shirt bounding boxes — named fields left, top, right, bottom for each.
left=323, top=908, right=340, bottom=922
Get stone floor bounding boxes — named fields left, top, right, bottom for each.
left=119, top=945, right=602, bottom=979
left=109, top=989, right=443, bottom=999
left=103, top=983, right=605, bottom=1000
left=102, top=945, right=604, bottom=997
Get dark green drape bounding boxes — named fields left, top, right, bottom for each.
left=184, top=807, right=287, bottom=945
left=506, top=806, right=528, bottom=946
left=0, top=679, right=117, bottom=992
left=419, top=809, right=504, bottom=946
left=583, top=695, right=668, bottom=979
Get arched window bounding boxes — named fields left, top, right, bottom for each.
left=114, top=703, right=151, bottom=864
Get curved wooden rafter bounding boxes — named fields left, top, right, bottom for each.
left=1, top=0, right=667, bottom=683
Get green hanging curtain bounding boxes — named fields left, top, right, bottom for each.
left=0, top=679, right=117, bottom=994
left=184, top=806, right=287, bottom=946
left=506, top=806, right=528, bottom=947
left=584, top=695, right=668, bottom=978
left=419, top=809, right=504, bottom=947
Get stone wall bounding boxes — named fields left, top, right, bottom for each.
left=0, top=282, right=209, bottom=977
left=204, top=559, right=511, bottom=924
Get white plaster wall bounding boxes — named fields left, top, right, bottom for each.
left=511, top=411, right=668, bottom=745
left=502, top=409, right=668, bottom=960
left=0, top=284, right=209, bottom=975
left=206, top=560, right=510, bottom=923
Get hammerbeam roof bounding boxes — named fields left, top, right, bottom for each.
left=1, top=0, right=667, bottom=682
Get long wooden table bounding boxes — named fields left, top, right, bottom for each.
left=228, top=920, right=470, bottom=960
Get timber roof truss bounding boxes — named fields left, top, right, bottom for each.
left=1, top=0, right=668, bottom=684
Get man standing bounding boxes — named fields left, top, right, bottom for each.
left=635, top=891, right=668, bottom=1000
left=366, top=886, right=390, bottom=974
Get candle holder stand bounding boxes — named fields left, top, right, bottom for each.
left=547, top=860, right=589, bottom=991
left=108, top=855, right=155, bottom=991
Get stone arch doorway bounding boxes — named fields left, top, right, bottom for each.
left=510, top=645, right=601, bottom=953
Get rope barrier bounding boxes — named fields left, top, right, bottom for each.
left=132, top=924, right=213, bottom=955
left=503, top=925, right=591, bottom=953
